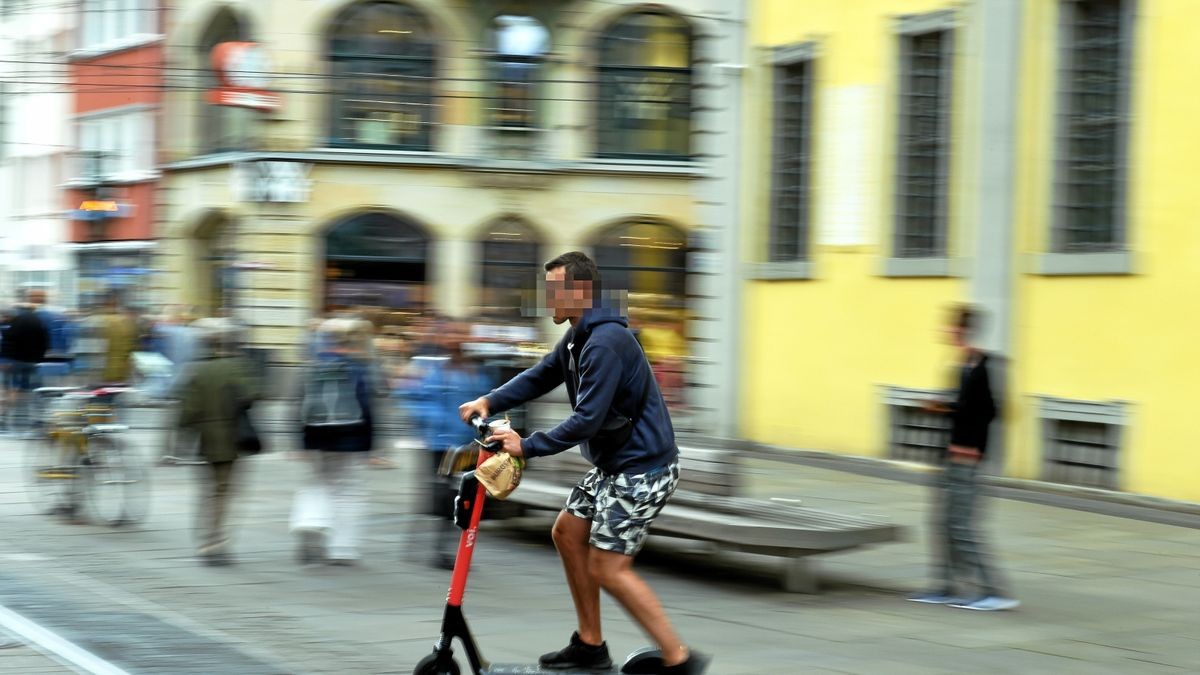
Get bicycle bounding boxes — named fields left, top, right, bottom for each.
left=25, top=386, right=150, bottom=526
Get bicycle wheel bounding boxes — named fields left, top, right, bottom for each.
left=25, top=436, right=79, bottom=515
left=85, top=434, right=150, bottom=526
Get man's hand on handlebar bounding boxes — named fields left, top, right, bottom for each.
left=459, top=397, right=490, bottom=424
left=485, top=426, right=524, bottom=458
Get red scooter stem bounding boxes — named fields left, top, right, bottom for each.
left=447, top=447, right=493, bottom=608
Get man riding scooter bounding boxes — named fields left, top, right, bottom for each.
left=459, top=251, right=710, bottom=674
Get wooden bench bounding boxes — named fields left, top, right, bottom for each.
left=504, top=447, right=903, bottom=593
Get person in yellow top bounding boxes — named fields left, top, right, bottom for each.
left=98, top=293, right=137, bottom=383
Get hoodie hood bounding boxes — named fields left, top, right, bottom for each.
left=575, top=303, right=628, bottom=339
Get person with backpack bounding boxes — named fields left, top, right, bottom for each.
left=408, top=320, right=491, bottom=569
left=291, top=318, right=375, bottom=566
left=458, top=252, right=709, bottom=675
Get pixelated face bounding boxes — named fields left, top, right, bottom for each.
left=545, top=267, right=591, bottom=324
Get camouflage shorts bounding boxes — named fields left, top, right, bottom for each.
left=564, top=460, right=680, bottom=556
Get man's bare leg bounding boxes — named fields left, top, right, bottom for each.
left=589, top=548, right=688, bottom=666
left=551, top=511, right=603, bottom=645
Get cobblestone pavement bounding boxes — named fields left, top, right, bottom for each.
left=0, top=421, right=1196, bottom=674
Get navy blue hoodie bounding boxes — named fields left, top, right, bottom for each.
left=484, top=307, right=678, bottom=476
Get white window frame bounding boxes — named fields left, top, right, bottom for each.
left=73, top=106, right=157, bottom=184
left=75, top=0, right=161, bottom=57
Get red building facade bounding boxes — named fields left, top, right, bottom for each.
left=67, top=1, right=163, bottom=307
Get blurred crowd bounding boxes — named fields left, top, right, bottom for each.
left=2, top=287, right=689, bottom=568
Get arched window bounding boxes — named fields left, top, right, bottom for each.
left=596, top=11, right=692, bottom=160
left=328, top=2, right=437, bottom=150
left=478, top=217, right=540, bottom=318
left=593, top=220, right=688, bottom=301
left=324, top=211, right=431, bottom=310
left=490, top=15, right=549, bottom=128
left=198, top=8, right=254, bottom=153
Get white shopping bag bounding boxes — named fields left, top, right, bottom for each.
left=289, top=486, right=332, bottom=532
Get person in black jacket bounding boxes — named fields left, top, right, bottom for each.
left=909, top=305, right=1019, bottom=611
left=3, top=291, right=51, bottom=432
left=459, top=252, right=708, bottom=675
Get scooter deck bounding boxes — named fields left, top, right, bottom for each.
left=484, top=662, right=619, bottom=667
left=484, top=647, right=662, bottom=674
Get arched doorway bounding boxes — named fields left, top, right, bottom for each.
left=323, top=210, right=430, bottom=313
left=192, top=211, right=235, bottom=316
left=592, top=219, right=689, bottom=408
left=592, top=219, right=688, bottom=305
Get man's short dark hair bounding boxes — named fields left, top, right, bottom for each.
left=544, top=251, right=600, bottom=286
left=954, top=304, right=980, bottom=338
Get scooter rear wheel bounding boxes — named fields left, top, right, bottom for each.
left=620, top=647, right=663, bottom=674
left=414, top=653, right=461, bottom=675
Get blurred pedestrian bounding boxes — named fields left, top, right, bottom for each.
left=33, top=293, right=77, bottom=388
left=0, top=309, right=11, bottom=427
left=409, top=320, right=490, bottom=569
left=158, top=308, right=203, bottom=465
left=2, top=290, right=51, bottom=432
left=97, top=292, right=137, bottom=384
left=908, top=305, right=1019, bottom=611
left=176, top=318, right=262, bottom=566
left=35, top=291, right=75, bottom=361
left=349, top=315, right=395, bottom=469
left=291, top=318, right=375, bottom=566
left=72, top=308, right=107, bottom=386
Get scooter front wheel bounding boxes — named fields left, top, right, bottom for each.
left=414, top=653, right=462, bottom=675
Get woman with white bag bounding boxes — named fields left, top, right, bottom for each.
left=290, top=318, right=376, bottom=566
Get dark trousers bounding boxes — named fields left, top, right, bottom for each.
left=935, top=461, right=1001, bottom=596
left=198, top=460, right=237, bottom=554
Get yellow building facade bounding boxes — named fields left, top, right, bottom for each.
left=741, top=0, right=1200, bottom=502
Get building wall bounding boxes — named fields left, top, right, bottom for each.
left=68, top=41, right=163, bottom=247
left=742, top=0, right=1200, bottom=502
left=161, top=163, right=695, bottom=358
left=1009, top=0, right=1200, bottom=500
left=740, top=0, right=965, bottom=453
left=67, top=5, right=165, bottom=307
left=72, top=46, right=165, bottom=115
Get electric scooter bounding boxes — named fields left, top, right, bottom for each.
left=413, top=417, right=664, bottom=675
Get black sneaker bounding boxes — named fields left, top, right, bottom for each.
left=662, top=650, right=711, bottom=675
left=538, top=632, right=613, bottom=671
